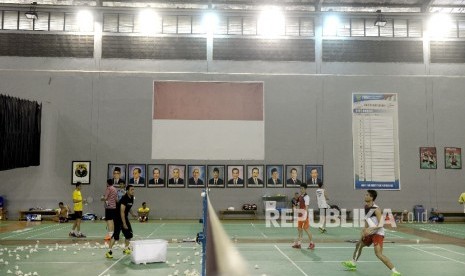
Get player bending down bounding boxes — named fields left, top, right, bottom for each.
left=342, top=190, right=401, bottom=276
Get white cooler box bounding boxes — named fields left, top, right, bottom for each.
left=130, top=239, right=168, bottom=264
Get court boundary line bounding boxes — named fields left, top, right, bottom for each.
left=274, top=244, right=309, bottom=276
left=1, top=224, right=61, bottom=240
left=97, top=255, right=128, bottom=276
left=25, top=224, right=69, bottom=239
left=146, top=223, right=166, bottom=238
left=408, top=245, right=465, bottom=265
left=251, top=223, right=268, bottom=238
left=434, top=246, right=465, bottom=256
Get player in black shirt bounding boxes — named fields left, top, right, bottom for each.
left=106, top=185, right=137, bottom=259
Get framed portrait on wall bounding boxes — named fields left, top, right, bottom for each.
left=305, top=165, right=323, bottom=188
left=227, top=165, right=244, bottom=188
left=445, top=147, right=462, bottom=169
left=285, top=165, right=303, bottom=188
left=207, top=165, right=225, bottom=188
left=420, top=147, right=437, bottom=169
left=128, top=164, right=146, bottom=187
left=72, top=161, right=91, bottom=184
left=246, top=165, right=264, bottom=188
left=147, top=164, right=166, bottom=188
left=167, top=164, right=186, bottom=188
left=266, top=165, right=284, bottom=188
left=107, top=164, right=127, bottom=185
left=188, top=165, right=206, bottom=188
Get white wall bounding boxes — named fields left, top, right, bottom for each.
left=1, top=57, right=464, bottom=219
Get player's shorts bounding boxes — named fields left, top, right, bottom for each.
left=297, top=217, right=310, bottom=230
left=113, top=219, right=133, bottom=241
left=74, top=211, right=82, bottom=219
left=362, top=234, right=384, bottom=247
left=105, top=208, right=117, bottom=221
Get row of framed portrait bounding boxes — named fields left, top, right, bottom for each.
left=420, top=147, right=462, bottom=169
left=100, top=163, right=324, bottom=188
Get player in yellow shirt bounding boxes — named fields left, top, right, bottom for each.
left=69, top=182, right=86, bottom=238
left=459, top=192, right=465, bottom=213
left=138, top=202, right=150, bottom=222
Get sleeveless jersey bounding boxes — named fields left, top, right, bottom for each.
left=365, top=204, right=385, bottom=236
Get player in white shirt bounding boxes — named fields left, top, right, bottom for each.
left=342, top=190, right=401, bottom=276
left=316, top=182, right=330, bottom=233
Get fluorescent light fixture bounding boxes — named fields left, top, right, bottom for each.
left=323, top=15, right=340, bottom=36
left=203, top=12, right=218, bottom=35
left=25, top=2, right=38, bottom=20
left=428, top=13, right=454, bottom=38
left=258, top=7, right=285, bottom=37
left=77, top=10, right=94, bottom=32
left=138, top=9, right=159, bottom=34
left=374, top=10, right=387, bottom=27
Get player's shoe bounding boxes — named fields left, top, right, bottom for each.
left=105, top=251, right=113, bottom=259
left=69, top=232, right=76, bottom=237
left=319, top=227, right=327, bottom=233
left=342, top=260, right=357, bottom=271
left=291, top=243, right=301, bottom=249
left=308, top=242, right=315, bottom=250
left=77, top=233, right=86, bottom=238
left=123, top=248, right=131, bottom=255
left=104, top=234, right=111, bottom=240
left=391, top=272, right=401, bottom=276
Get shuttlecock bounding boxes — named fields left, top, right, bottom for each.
left=15, top=266, right=19, bottom=270
left=33, top=272, right=38, bottom=276
left=7, top=270, right=12, bottom=274
left=176, top=252, right=180, bottom=256
left=176, top=259, right=180, bottom=264
left=173, top=270, right=179, bottom=276
left=191, top=261, right=195, bottom=265
left=194, top=252, right=199, bottom=256
left=73, top=251, right=77, bottom=255
left=254, top=264, right=259, bottom=269
left=63, top=249, right=66, bottom=252
left=5, top=260, right=9, bottom=265
left=92, top=253, right=95, bottom=256
left=171, top=264, right=175, bottom=267
left=183, top=270, right=190, bottom=275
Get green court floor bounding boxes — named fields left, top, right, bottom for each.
left=401, top=222, right=465, bottom=240
left=0, top=220, right=464, bottom=276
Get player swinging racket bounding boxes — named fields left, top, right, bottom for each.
left=342, top=190, right=401, bottom=276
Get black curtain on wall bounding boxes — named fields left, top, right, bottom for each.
left=0, top=94, right=42, bottom=171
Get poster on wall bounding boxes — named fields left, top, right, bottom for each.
left=445, top=147, right=462, bottom=169
left=352, top=93, right=401, bottom=190
left=72, top=161, right=90, bottom=184
left=420, top=147, right=437, bottom=169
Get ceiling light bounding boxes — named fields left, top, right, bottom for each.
left=374, top=10, right=387, bottom=27
left=25, top=2, right=38, bottom=20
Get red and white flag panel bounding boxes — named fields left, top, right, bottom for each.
left=152, top=81, right=264, bottom=160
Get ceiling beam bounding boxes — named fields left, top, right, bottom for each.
left=315, top=0, right=323, bottom=12
left=421, top=0, right=434, bottom=13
